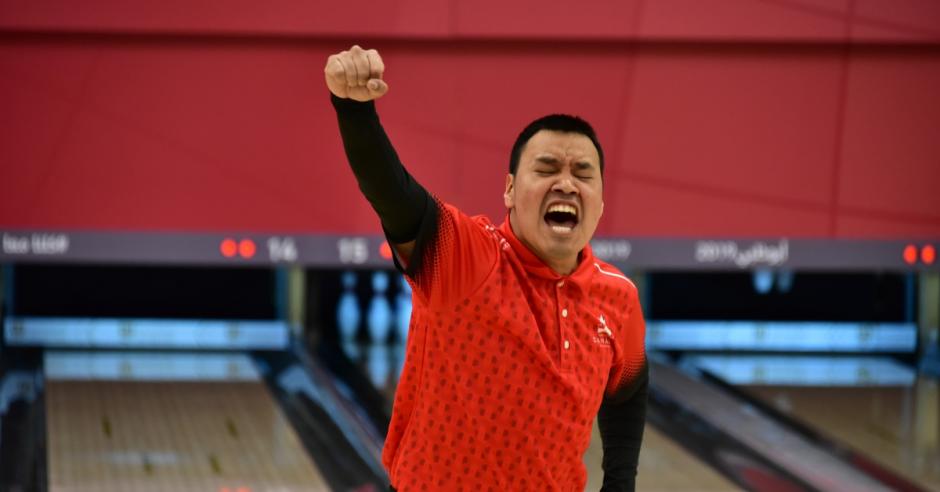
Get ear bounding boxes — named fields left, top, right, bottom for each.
left=600, top=200, right=604, bottom=218
left=503, top=174, right=515, bottom=210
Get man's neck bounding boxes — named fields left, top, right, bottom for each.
left=545, top=256, right=578, bottom=276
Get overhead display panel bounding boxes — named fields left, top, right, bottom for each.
left=0, top=230, right=937, bottom=271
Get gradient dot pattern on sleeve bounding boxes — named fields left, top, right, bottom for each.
left=382, top=202, right=647, bottom=491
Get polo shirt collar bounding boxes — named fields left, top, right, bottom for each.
left=499, top=216, right=597, bottom=285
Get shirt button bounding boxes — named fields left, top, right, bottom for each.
left=561, top=309, right=568, bottom=318
left=564, top=340, right=570, bottom=350
left=557, top=280, right=565, bottom=288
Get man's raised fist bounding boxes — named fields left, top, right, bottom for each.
left=324, top=45, right=388, bottom=101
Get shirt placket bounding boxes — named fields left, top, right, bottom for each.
left=556, top=278, right=571, bottom=371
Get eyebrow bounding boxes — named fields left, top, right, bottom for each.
left=534, top=155, right=596, bottom=172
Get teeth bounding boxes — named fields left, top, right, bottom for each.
left=547, top=204, right=577, bottom=216
left=551, top=225, right=573, bottom=234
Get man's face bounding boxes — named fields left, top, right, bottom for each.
left=504, top=129, right=604, bottom=273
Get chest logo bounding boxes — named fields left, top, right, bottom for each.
left=594, top=314, right=613, bottom=346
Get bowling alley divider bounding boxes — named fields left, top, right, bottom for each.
left=1, top=230, right=938, bottom=271
left=647, top=358, right=926, bottom=492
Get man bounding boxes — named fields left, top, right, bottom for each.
left=326, top=45, right=647, bottom=491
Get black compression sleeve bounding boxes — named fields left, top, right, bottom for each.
left=597, top=364, right=648, bottom=492
left=331, top=94, right=431, bottom=244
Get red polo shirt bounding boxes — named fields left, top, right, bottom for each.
left=383, top=202, right=646, bottom=491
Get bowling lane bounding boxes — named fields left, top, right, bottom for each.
left=690, top=355, right=940, bottom=492
left=343, top=341, right=741, bottom=491
left=45, top=351, right=330, bottom=492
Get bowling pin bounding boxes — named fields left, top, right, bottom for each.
left=367, top=271, right=393, bottom=344
left=752, top=269, right=773, bottom=295
left=337, top=271, right=360, bottom=342
left=342, top=339, right=362, bottom=362
left=366, top=342, right=392, bottom=389
left=395, top=274, right=413, bottom=344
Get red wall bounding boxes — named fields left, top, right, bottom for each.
left=2, top=0, right=939, bottom=238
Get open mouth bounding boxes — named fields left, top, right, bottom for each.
left=544, top=203, right=579, bottom=234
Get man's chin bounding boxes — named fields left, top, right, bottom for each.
left=518, top=222, right=587, bottom=266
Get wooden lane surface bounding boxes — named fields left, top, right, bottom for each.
left=745, top=377, right=939, bottom=491
left=46, top=380, right=330, bottom=492
left=584, top=422, right=741, bottom=491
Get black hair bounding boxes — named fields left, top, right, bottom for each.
left=509, top=114, right=604, bottom=176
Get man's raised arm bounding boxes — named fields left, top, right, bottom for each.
left=325, top=45, right=430, bottom=263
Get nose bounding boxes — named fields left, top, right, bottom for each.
left=551, top=175, right=578, bottom=195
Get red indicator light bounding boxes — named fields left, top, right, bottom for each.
left=379, top=241, right=393, bottom=260
left=238, top=239, right=256, bottom=259
left=923, top=245, right=936, bottom=265
left=903, top=244, right=917, bottom=265
left=220, top=239, right=237, bottom=258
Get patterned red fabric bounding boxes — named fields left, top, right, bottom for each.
left=383, top=202, right=646, bottom=491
